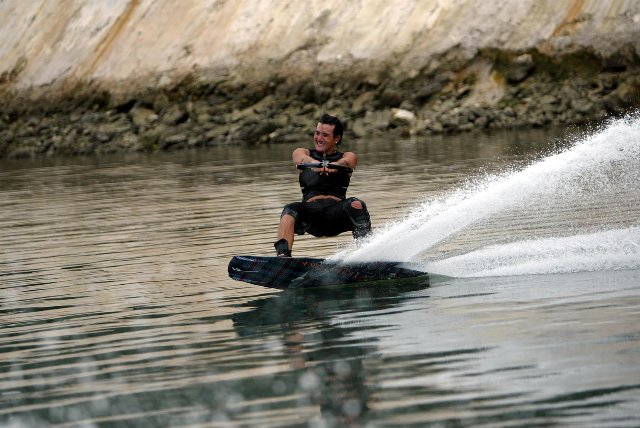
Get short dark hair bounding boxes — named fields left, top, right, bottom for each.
left=319, top=113, right=344, bottom=145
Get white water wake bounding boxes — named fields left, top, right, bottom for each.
left=334, top=115, right=640, bottom=277
left=424, top=226, right=640, bottom=277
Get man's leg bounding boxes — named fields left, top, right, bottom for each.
left=275, top=203, right=301, bottom=257
left=275, top=213, right=295, bottom=257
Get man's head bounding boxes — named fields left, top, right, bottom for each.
left=314, top=114, right=343, bottom=154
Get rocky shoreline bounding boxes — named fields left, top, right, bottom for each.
left=1, top=49, right=638, bottom=160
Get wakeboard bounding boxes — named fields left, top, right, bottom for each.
left=228, top=255, right=427, bottom=289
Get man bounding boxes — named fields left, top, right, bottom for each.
left=274, top=114, right=371, bottom=257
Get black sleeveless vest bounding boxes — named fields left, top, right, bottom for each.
left=299, top=150, right=351, bottom=201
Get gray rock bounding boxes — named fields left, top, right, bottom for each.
left=379, top=88, right=403, bottom=108
left=195, top=112, right=212, bottom=124
left=363, top=110, right=392, bottom=130
left=350, top=118, right=367, bottom=138
left=427, top=120, right=443, bottom=133
left=474, top=115, right=489, bottom=128
left=390, top=108, right=417, bottom=127
left=506, top=54, right=534, bottom=83
left=161, top=104, right=189, bottom=126
left=161, top=133, right=188, bottom=148
left=116, top=132, right=141, bottom=150
left=570, top=98, right=595, bottom=114
left=93, top=132, right=111, bottom=143
left=129, top=106, right=157, bottom=127
left=611, top=76, right=640, bottom=106
left=539, top=94, right=558, bottom=105
left=351, top=91, right=376, bottom=115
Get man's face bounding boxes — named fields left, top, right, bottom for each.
left=314, top=123, right=340, bottom=154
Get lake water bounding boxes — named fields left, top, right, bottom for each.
left=1, top=116, right=639, bottom=427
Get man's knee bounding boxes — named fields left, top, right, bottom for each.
left=346, top=198, right=368, bottom=215
left=281, top=203, right=299, bottom=219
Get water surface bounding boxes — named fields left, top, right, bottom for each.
left=1, top=120, right=639, bottom=427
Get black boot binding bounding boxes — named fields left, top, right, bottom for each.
left=346, top=201, right=372, bottom=239
left=352, top=220, right=371, bottom=239
left=274, top=239, right=291, bottom=257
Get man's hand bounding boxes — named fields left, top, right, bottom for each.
left=317, top=160, right=335, bottom=175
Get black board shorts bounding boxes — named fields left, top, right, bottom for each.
left=283, top=198, right=356, bottom=237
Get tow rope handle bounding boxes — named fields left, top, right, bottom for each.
left=296, top=162, right=353, bottom=173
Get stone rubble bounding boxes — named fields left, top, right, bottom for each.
left=1, top=53, right=637, bottom=159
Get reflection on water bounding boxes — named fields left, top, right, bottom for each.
left=1, top=125, right=639, bottom=426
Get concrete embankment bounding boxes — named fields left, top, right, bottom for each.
left=1, top=0, right=639, bottom=159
